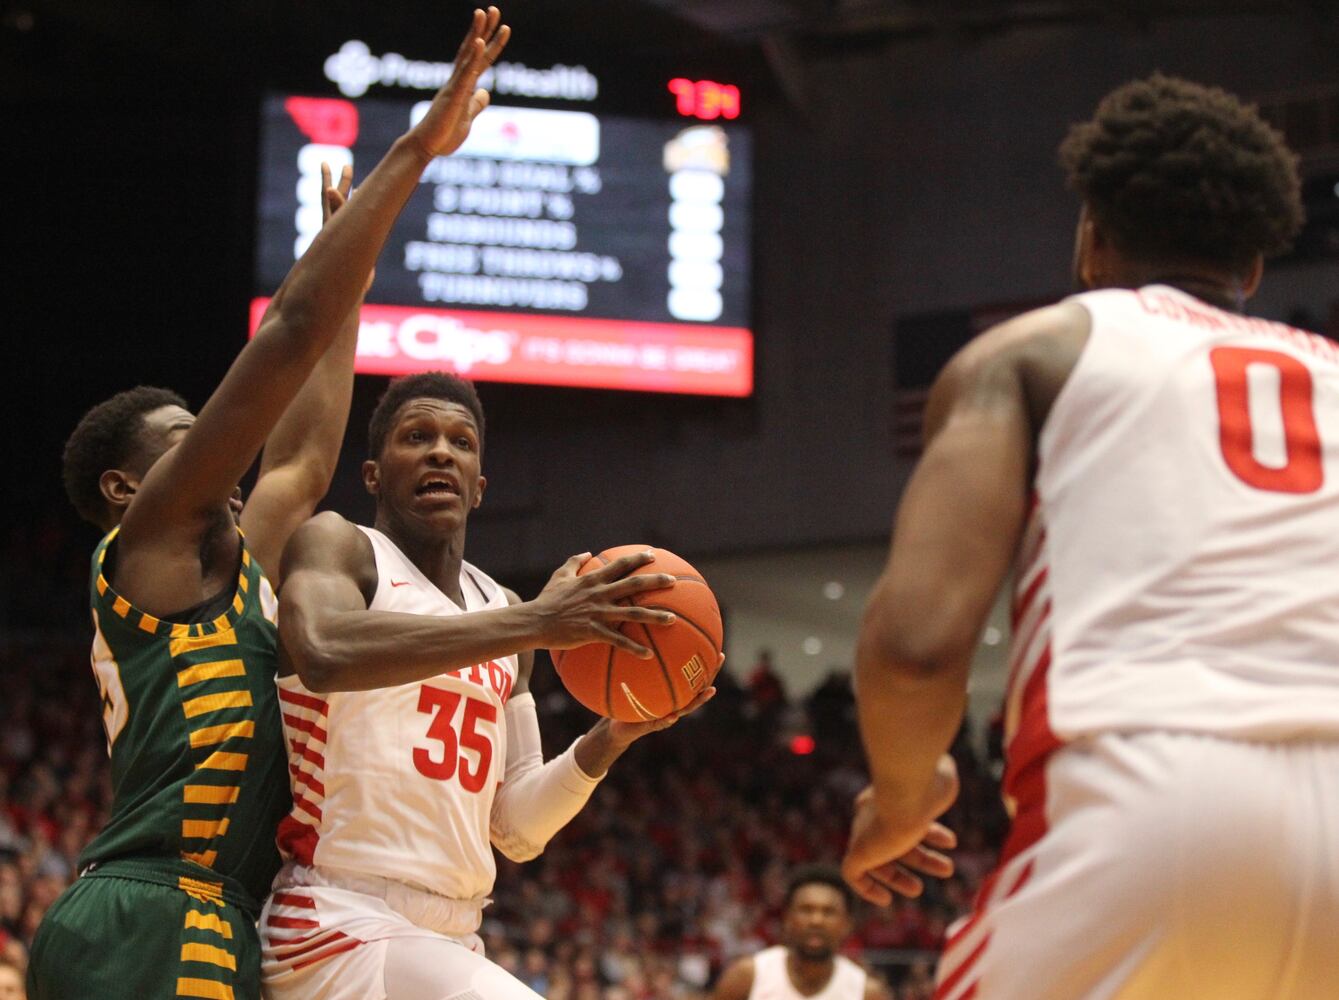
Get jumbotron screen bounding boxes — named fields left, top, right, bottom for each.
left=252, top=93, right=753, bottom=396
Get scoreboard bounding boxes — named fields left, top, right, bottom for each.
left=252, top=78, right=754, bottom=396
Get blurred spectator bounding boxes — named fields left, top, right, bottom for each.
left=0, top=954, right=26, bottom=1000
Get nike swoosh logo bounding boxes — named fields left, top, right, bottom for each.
left=390, top=580, right=412, bottom=588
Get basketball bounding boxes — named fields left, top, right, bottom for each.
left=552, top=545, right=724, bottom=722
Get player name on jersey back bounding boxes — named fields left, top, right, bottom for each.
left=1004, top=285, right=1339, bottom=764
left=275, top=526, right=518, bottom=902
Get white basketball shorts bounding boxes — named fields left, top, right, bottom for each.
left=935, top=732, right=1339, bottom=1000
left=260, top=865, right=542, bottom=1000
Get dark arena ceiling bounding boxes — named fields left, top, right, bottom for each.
left=4, top=0, right=1337, bottom=102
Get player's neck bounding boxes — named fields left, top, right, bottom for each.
left=1104, top=260, right=1246, bottom=312
left=375, top=514, right=468, bottom=605
left=786, top=950, right=836, bottom=995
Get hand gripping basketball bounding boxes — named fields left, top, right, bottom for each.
left=535, top=550, right=678, bottom=659
left=546, top=546, right=725, bottom=723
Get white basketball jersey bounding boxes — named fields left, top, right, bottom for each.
left=1005, top=285, right=1339, bottom=793
left=746, top=947, right=866, bottom=1000
left=275, top=526, right=518, bottom=902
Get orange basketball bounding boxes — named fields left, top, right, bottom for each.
left=551, top=545, right=723, bottom=722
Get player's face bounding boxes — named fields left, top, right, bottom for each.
left=370, top=399, right=486, bottom=534
left=781, top=883, right=851, bottom=962
left=0, top=964, right=24, bottom=1000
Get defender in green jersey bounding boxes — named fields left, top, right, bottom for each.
left=29, top=11, right=511, bottom=997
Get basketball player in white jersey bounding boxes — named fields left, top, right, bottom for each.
left=258, top=370, right=715, bottom=1000
left=713, top=867, right=889, bottom=1000
left=842, top=74, right=1336, bottom=998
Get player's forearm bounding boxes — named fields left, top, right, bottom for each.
left=854, top=616, right=969, bottom=812
left=258, top=299, right=362, bottom=490
left=287, top=600, right=546, bottom=692
left=262, top=137, right=430, bottom=354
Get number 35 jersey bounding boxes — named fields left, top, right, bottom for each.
left=1008, top=285, right=1339, bottom=766
left=274, top=526, right=518, bottom=902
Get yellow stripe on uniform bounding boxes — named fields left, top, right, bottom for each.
left=182, top=691, right=252, bottom=719
left=189, top=721, right=254, bottom=748
left=138, top=612, right=161, bottom=634
left=182, top=818, right=230, bottom=840
left=237, top=573, right=249, bottom=593
left=231, top=593, right=244, bottom=614
left=96, top=576, right=109, bottom=596
left=170, top=630, right=236, bottom=658
left=176, top=660, right=246, bottom=688
left=241, top=549, right=251, bottom=567
left=184, top=910, right=233, bottom=940
left=178, top=877, right=225, bottom=905
left=180, top=942, right=237, bottom=971
left=171, top=622, right=191, bottom=639
left=112, top=595, right=131, bottom=618
left=195, top=751, right=248, bottom=772
left=176, top=978, right=234, bottom=999
left=182, top=850, right=218, bottom=868
left=183, top=785, right=239, bottom=805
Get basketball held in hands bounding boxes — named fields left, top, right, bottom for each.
left=552, top=545, right=723, bottom=722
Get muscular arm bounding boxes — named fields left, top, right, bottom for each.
left=241, top=171, right=366, bottom=586
left=114, top=11, right=508, bottom=614
left=856, top=303, right=1087, bottom=819
left=278, top=514, right=553, bottom=691
left=711, top=958, right=755, bottom=1000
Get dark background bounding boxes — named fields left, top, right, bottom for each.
left=7, top=0, right=1339, bottom=615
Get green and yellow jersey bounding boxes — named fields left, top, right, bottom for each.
left=81, top=525, right=290, bottom=914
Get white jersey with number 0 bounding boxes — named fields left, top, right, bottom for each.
left=747, top=946, right=866, bottom=1000
left=1006, top=284, right=1339, bottom=779
left=274, top=525, right=518, bottom=902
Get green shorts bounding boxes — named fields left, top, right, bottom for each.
left=28, top=868, right=260, bottom=1000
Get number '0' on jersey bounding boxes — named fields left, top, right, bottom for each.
left=1004, top=285, right=1339, bottom=771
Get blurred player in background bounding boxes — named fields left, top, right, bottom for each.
left=844, top=73, right=1337, bottom=998
left=260, top=370, right=716, bottom=1000
left=27, top=10, right=509, bottom=999
left=713, top=866, right=890, bottom=1000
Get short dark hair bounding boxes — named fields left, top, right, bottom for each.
left=1059, top=73, right=1303, bottom=270
left=783, top=864, right=854, bottom=913
left=367, top=372, right=486, bottom=459
left=62, top=386, right=188, bottom=527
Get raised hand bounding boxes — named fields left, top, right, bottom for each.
left=533, top=551, right=678, bottom=658
left=842, top=755, right=960, bottom=905
left=406, top=6, right=511, bottom=161
left=320, top=162, right=375, bottom=295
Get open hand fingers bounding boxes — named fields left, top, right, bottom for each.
left=602, top=604, right=676, bottom=627
left=586, top=550, right=655, bottom=582
left=602, top=574, right=676, bottom=604
left=867, top=862, right=926, bottom=899
left=337, top=163, right=353, bottom=200
left=923, top=821, right=957, bottom=851
left=844, top=866, right=893, bottom=907
left=897, top=843, right=955, bottom=880
left=590, top=623, right=652, bottom=659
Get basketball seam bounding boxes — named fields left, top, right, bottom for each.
left=603, top=642, right=615, bottom=718
left=672, top=574, right=707, bottom=585
left=637, top=605, right=721, bottom=657
left=636, top=621, right=678, bottom=713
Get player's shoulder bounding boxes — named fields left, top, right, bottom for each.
left=282, top=511, right=374, bottom=576
left=712, top=954, right=756, bottom=1000
left=951, top=300, right=1091, bottom=381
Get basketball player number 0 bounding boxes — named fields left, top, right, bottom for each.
left=413, top=686, right=496, bottom=793
left=1209, top=347, right=1323, bottom=494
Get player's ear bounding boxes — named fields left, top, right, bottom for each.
left=473, top=475, right=487, bottom=510
left=99, top=468, right=137, bottom=515
left=1240, top=254, right=1264, bottom=301
left=362, top=459, right=381, bottom=497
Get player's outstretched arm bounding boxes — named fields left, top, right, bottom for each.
left=117, top=9, right=510, bottom=611
left=242, top=166, right=367, bottom=586
left=842, top=302, right=1088, bottom=906
left=278, top=520, right=678, bottom=692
